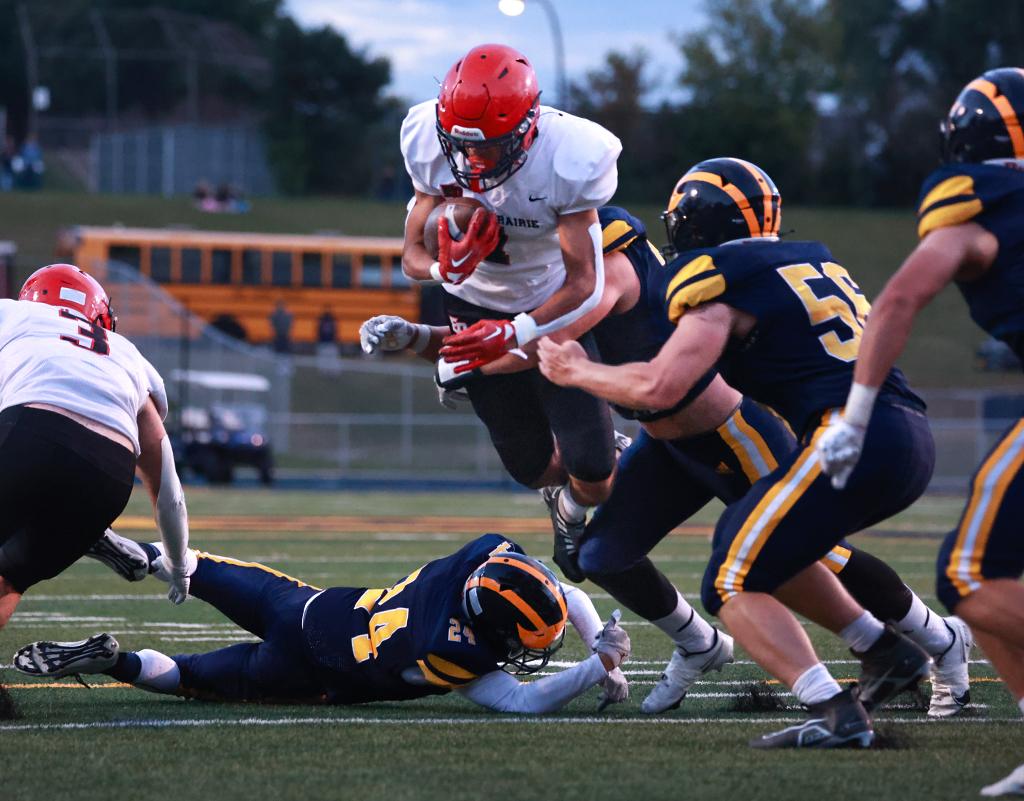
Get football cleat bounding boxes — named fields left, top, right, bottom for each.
left=541, top=485, right=586, bottom=583
left=750, top=687, right=874, bottom=749
left=85, top=529, right=151, bottom=581
left=613, top=430, right=633, bottom=458
left=854, top=623, right=933, bottom=712
left=928, top=616, right=972, bottom=718
left=642, top=629, right=734, bottom=714
left=981, top=764, right=1024, bottom=797
left=14, top=633, right=119, bottom=679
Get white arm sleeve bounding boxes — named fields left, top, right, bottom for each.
left=155, top=435, right=189, bottom=569
left=512, top=223, right=605, bottom=345
left=456, top=654, right=607, bottom=714
left=562, top=582, right=602, bottom=649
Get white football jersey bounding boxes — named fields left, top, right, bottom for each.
left=401, top=100, right=622, bottom=312
left=0, top=299, right=167, bottom=454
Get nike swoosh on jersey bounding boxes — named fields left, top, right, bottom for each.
left=529, top=194, right=547, bottom=201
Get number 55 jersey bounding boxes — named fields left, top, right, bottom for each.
left=648, top=240, right=924, bottom=438
left=0, top=298, right=167, bottom=452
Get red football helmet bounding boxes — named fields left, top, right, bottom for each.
left=436, top=44, right=541, bottom=192
left=19, top=263, right=116, bottom=331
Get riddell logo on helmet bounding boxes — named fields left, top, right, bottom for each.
left=451, top=126, right=486, bottom=141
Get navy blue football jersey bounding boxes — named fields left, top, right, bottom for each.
left=301, top=534, right=518, bottom=703
left=917, top=162, right=1024, bottom=360
left=648, top=239, right=923, bottom=437
left=593, top=206, right=716, bottom=420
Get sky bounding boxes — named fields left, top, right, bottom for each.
left=286, top=0, right=707, bottom=108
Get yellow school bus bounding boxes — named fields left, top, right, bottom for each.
left=62, top=226, right=417, bottom=344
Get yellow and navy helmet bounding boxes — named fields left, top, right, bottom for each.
left=941, top=68, right=1024, bottom=163
left=661, top=157, right=781, bottom=256
left=463, top=551, right=567, bottom=674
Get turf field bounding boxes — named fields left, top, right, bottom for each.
left=1, top=489, right=1019, bottom=801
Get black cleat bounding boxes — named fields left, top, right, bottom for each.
left=541, top=486, right=586, bottom=583
left=13, top=633, right=119, bottom=679
left=854, top=624, right=933, bottom=712
left=750, top=688, right=874, bottom=749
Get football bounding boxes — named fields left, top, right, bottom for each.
left=423, top=196, right=485, bottom=260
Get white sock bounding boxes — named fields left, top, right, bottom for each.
left=897, top=593, right=954, bottom=656
left=652, top=590, right=717, bottom=654
left=150, top=542, right=198, bottom=581
left=1018, top=697, right=1024, bottom=717
left=557, top=485, right=587, bottom=523
left=134, top=649, right=181, bottom=694
left=792, top=663, right=842, bottom=706
left=840, top=611, right=885, bottom=652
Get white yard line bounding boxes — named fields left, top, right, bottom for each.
left=0, top=715, right=1018, bottom=733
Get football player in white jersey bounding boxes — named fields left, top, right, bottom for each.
left=0, top=264, right=190, bottom=636
left=398, top=43, right=624, bottom=579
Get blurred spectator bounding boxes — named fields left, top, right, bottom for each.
left=193, top=180, right=215, bottom=211
left=977, top=336, right=1021, bottom=371
left=270, top=300, right=293, bottom=354
left=1, top=137, right=14, bottom=192
left=194, top=181, right=251, bottom=213
left=316, top=307, right=338, bottom=361
left=15, top=135, right=44, bottom=190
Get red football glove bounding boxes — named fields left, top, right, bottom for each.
left=437, top=207, right=499, bottom=285
left=440, top=319, right=517, bottom=372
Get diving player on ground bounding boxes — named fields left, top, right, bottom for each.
left=16, top=532, right=630, bottom=714
left=816, top=68, right=1024, bottom=792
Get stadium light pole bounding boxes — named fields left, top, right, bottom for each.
left=498, top=0, right=568, bottom=110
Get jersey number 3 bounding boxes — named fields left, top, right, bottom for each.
left=777, top=262, right=871, bottom=362
left=58, top=308, right=110, bottom=356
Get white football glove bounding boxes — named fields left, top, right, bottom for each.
left=593, top=609, right=630, bottom=669
left=359, top=315, right=418, bottom=355
left=597, top=666, right=629, bottom=711
left=816, top=418, right=866, bottom=490
left=167, top=565, right=190, bottom=605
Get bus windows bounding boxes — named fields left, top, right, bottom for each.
left=362, top=254, right=382, bottom=287
left=272, top=251, right=291, bottom=287
left=181, top=248, right=201, bottom=283
left=243, top=250, right=262, bottom=285
left=302, top=252, right=321, bottom=287
left=151, top=247, right=171, bottom=283
left=332, top=254, right=351, bottom=288
left=212, top=249, right=232, bottom=285
left=109, top=245, right=140, bottom=270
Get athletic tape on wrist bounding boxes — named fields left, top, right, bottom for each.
left=844, top=382, right=879, bottom=428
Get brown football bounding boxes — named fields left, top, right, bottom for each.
left=423, top=196, right=485, bottom=260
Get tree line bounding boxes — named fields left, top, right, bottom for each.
left=1, top=0, right=1022, bottom=204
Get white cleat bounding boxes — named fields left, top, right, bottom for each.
left=85, top=529, right=150, bottom=581
left=928, top=616, right=972, bottom=718
left=13, top=633, right=119, bottom=679
left=642, top=629, right=734, bottom=714
left=981, top=764, right=1024, bottom=797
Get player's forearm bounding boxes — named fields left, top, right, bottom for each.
left=153, top=436, right=190, bottom=567
left=401, top=244, right=440, bottom=282
left=563, top=583, right=602, bottom=647
left=563, top=358, right=687, bottom=410
left=457, top=654, right=607, bottom=714
left=417, top=326, right=449, bottom=362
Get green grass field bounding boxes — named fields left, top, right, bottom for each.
left=1, top=189, right=1018, bottom=389
left=1, top=488, right=1019, bottom=801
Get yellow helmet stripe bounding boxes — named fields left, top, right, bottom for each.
left=672, top=171, right=761, bottom=238
left=967, top=78, right=1024, bottom=157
